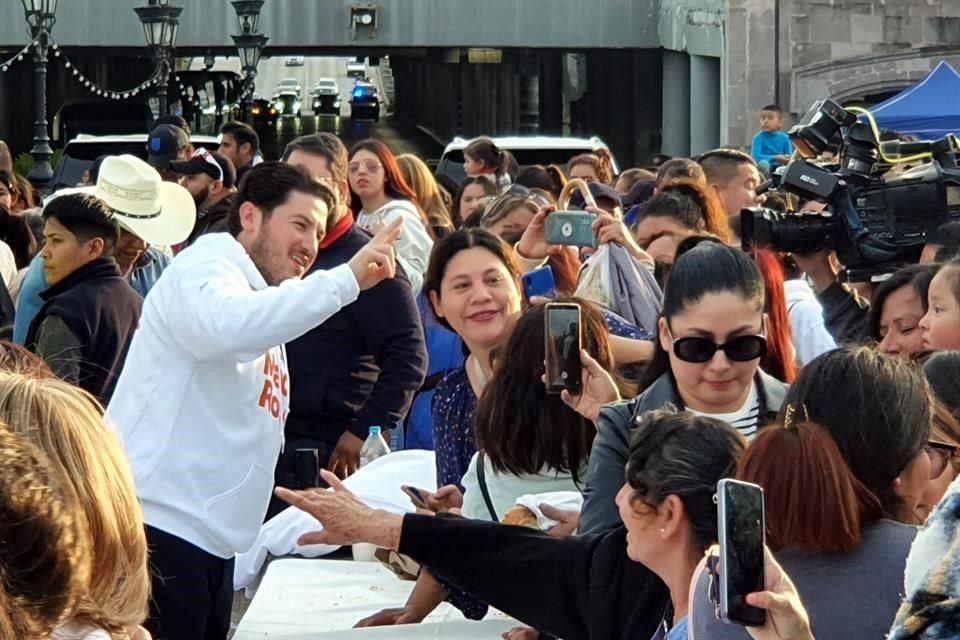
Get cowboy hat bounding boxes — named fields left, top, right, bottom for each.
left=94, top=155, right=197, bottom=246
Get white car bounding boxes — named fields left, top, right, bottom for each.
left=346, top=61, right=366, bottom=78
left=285, top=56, right=305, bottom=67
left=276, top=78, right=302, bottom=97
left=436, top=136, right=619, bottom=183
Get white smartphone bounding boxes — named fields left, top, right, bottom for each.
left=717, top=478, right=766, bottom=627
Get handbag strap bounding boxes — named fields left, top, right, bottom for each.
left=476, top=451, right=499, bottom=521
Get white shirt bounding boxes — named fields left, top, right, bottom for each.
left=689, top=382, right=761, bottom=441
left=357, top=199, right=433, bottom=295
left=461, top=451, right=581, bottom=521
left=52, top=625, right=111, bottom=640
left=0, top=240, right=16, bottom=287
left=784, top=279, right=836, bottom=367
left=107, top=233, right=360, bottom=558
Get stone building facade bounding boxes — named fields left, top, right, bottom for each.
left=725, top=0, right=960, bottom=147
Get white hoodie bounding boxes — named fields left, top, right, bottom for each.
left=106, top=233, right=359, bottom=559
left=356, top=199, right=433, bottom=295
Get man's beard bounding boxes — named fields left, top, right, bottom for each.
left=193, top=185, right=211, bottom=210
left=248, top=227, right=296, bottom=287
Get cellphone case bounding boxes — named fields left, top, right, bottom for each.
left=545, top=178, right=599, bottom=247
left=716, top=479, right=767, bottom=627
left=522, top=265, right=557, bottom=299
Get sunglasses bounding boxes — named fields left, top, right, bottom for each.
left=927, top=441, right=959, bottom=479
left=668, top=330, right=767, bottom=364
left=348, top=159, right=382, bottom=175
left=506, top=184, right=552, bottom=207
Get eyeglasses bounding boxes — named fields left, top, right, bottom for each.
left=348, top=159, right=382, bottom=175
left=927, top=441, right=959, bottom=479
left=667, top=329, right=767, bottom=364
left=193, top=148, right=224, bottom=182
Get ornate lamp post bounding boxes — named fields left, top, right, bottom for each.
left=20, top=0, right=58, bottom=188
left=134, top=0, right=182, bottom=117
left=231, top=0, right=268, bottom=116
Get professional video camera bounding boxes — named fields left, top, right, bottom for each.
left=741, top=99, right=960, bottom=281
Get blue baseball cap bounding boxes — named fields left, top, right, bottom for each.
left=146, top=124, right=189, bottom=168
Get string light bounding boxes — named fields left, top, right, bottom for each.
left=0, top=37, right=40, bottom=71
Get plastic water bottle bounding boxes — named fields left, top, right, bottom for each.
left=359, top=426, right=391, bottom=468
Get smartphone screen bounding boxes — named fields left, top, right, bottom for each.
left=401, top=485, right=428, bottom=509
left=544, top=303, right=582, bottom=394
left=718, top=479, right=766, bottom=627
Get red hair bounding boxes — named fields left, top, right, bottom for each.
left=548, top=249, right=582, bottom=298
left=349, top=139, right=436, bottom=239
left=753, top=249, right=796, bottom=383
left=738, top=421, right=883, bottom=553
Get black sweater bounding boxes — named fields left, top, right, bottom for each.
left=399, top=514, right=669, bottom=640
left=25, top=258, right=142, bottom=403
left=285, top=224, right=427, bottom=441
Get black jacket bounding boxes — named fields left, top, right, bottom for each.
left=285, top=224, right=427, bottom=442
left=399, top=513, right=669, bottom=640
left=817, top=281, right=870, bottom=346
left=25, top=258, right=142, bottom=403
left=187, top=195, right=234, bottom=247
left=580, top=370, right=788, bottom=534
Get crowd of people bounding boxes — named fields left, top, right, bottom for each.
left=1, top=98, right=960, bottom=640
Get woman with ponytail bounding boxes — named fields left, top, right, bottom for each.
left=463, top=137, right=512, bottom=190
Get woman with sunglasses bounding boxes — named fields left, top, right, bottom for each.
left=577, top=236, right=787, bottom=534
left=348, top=139, right=435, bottom=294
left=278, top=409, right=749, bottom=640
left=918, top=350, right=960, bottom=519
left=690, top=347, right=931, bottom=640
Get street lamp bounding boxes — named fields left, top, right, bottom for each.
left=134, top=0, right=182, bottom=117
left=231, top=0, right=268, bottom=116
left=20, top=0, right=58, bottom=189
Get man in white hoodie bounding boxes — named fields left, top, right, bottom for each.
left=106, top=162, right=401, bottom=640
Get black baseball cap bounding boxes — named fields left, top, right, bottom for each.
left=146, top=124, right=189, bottom=168
left=170, top=149, right=237, bottom=189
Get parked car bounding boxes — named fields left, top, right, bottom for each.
left=49, top=133, right=220, bottom=192
left=311, top=78, right=341, bottom=115
left=276, top=78, right=302, bottom=98
left=346, top=61, right=366, bottom=79
left=349, top=81, right=380, bottom=122
left=250, top=98, right=279, bottom=127
left=435, top=136, right=620, bottom=183
left=285, top=56, right=305, bottom=67
left=272, top=91, right=302, bottom=117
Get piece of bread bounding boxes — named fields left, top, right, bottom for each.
left=501, top=505, right=540, bottom=529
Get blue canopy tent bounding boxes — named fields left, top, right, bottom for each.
left=868, top=61, right=960, bottom=140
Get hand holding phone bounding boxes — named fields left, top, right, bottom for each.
left=717, top=479, right=766, bottom=627
left=544, top=302, right=583, bottom=395
left=400, top=484, right=429, bottom=510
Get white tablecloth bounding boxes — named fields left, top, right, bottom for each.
left=233, top=558, right=518, bottom=639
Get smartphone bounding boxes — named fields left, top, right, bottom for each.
left=545, top=211, right=597, bottom=247
left=401, top=485, right=429, bottom=509
left=522, top=265, right=557, bottom=300
left=717, top=479, right=766, bottom=627
left=544, top=302, right=582, bottom=395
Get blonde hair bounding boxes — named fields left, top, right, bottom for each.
left=0, top=422, right=90, bottom=637
left=0, top=373, right=149, bottom=636
left=396, top=154, right=453, bottom=232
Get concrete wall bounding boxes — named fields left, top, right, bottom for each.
left=0, top=0, right=660, bottom=49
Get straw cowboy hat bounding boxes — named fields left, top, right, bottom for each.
left=50, top=155, right=198, bottom=246
left=94, top=154, right=196, bottom=246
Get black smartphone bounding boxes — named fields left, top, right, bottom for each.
left=401, top=484, right=429, bottom=509
left=717, top=479, right=766, bottom=627
left=544, top=302, right=582, bottom=395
